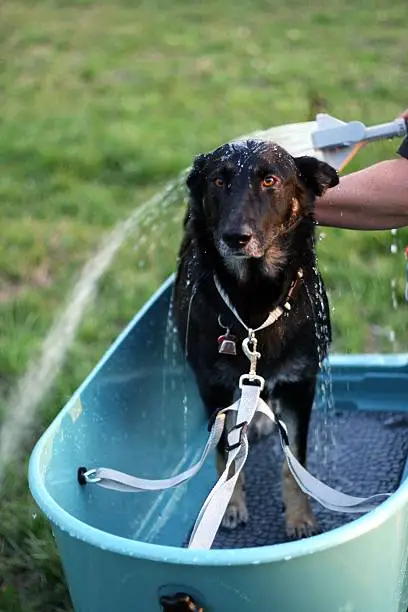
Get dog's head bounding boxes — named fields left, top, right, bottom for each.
left=187, top=140, right=338, bottom=275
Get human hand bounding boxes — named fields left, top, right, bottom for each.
left=399, top=109, right=408, bottom=120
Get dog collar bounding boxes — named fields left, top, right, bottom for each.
left=213, top=268, right=304, bottom=336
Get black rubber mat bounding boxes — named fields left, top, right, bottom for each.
left=213, top=410, right=408, bottom=549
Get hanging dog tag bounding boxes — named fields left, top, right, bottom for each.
left=217, top=333, right=237, bottom=355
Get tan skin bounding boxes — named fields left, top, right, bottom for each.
left=316, top=109, right=408, bottom=230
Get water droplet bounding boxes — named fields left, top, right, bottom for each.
left=391, top=278, right=398, bottom=309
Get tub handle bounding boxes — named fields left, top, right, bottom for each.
left=159, top=591, right=204, bottom=611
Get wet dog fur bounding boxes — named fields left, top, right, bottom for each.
left=173, top=139, right=339, bottom=538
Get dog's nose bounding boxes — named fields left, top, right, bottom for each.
left=222, top=230, right=253, bottom=249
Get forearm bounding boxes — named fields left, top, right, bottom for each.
left=316, top=158, right=408, bottom=230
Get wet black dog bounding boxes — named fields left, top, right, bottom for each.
left=173, top=139, right=338, bottom=537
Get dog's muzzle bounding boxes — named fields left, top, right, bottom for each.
left=220, top=234, right=264, bottom=258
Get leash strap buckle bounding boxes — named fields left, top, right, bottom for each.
left=225, top=420, right=248, bottom=452
left=239, top=373, right=265, bottom=390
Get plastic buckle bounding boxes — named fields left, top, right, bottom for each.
left=239, top=373, right=265, bottom=390
left=225, top=421, right=248, bottom=452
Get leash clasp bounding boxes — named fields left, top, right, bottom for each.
left=78, top=468, right=101, bottom=484
left=242, top=334, right=261, bottom=378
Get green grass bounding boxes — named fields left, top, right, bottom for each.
left=1, top=0, right=407, bottom=609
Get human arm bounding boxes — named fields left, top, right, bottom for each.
left=315, top=109, right=408, bottom=230
left=315, top=156, right=408, bottom=230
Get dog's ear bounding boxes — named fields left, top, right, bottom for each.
left=186, top=154, right=208, bottom=199
left=186, top=155, right=208, bottom=192
left=294, top=156, right=339, bottom=196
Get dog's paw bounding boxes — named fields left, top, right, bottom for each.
left=248, top=411, right=274, bottom=443
left=285, top=507, right=320, bottom=539
left=221, top=500, right=249, bottom=530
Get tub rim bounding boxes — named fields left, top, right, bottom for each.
left=29, top=430, right=408, bottom=566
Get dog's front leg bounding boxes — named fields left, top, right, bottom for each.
left=274, top=378, right=319, bottom=539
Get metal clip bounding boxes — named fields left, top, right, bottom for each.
left=242, top=334, right=261, bottom=378
left=79, top=468, right=102, bottom=484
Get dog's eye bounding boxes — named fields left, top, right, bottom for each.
left=213, top=177, right=225, bottom=188
left=262, top=175, right=278, bottom=188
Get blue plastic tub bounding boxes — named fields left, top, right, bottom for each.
left=29, top=276, right=408, bottom=612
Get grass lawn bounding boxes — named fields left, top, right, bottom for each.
left=0, top=0, right=407, bottom=609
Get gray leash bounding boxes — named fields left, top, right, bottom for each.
left=79, top=378, right=391, bottom=549
left=81, top=411, right=226, bottom=494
